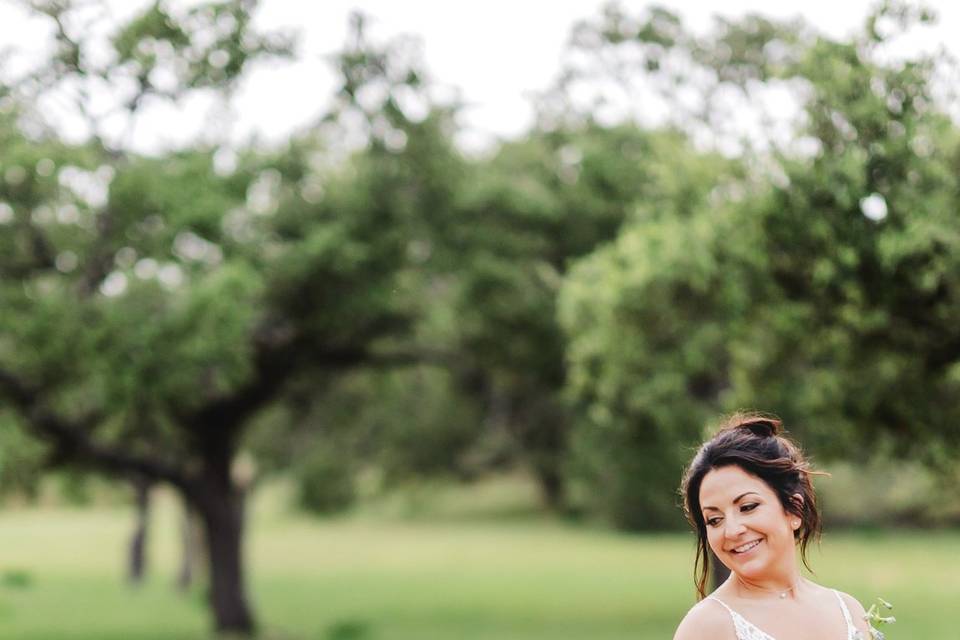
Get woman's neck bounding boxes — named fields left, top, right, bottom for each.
left=729, top=568, right=804, bottom=600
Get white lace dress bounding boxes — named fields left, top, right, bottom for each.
left=707, top=589, right=865, bottom=640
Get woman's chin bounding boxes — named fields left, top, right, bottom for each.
left=728, top=551, right=768, bottom=576
left=735, top=562, right=766, bottom=579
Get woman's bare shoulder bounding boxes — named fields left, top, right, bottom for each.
left=673, top=598, right=735, bottom=640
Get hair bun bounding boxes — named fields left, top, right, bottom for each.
left=724, top=413, right=781, bottom=438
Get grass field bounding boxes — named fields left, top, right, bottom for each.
left=0, top=478, right=955, bottom=639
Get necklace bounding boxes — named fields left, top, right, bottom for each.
left=736, top=575, right=799, bottom=599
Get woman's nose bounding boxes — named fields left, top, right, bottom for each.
left=724, top=516, right=747, bottom=537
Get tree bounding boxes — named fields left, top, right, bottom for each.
left=559, top=165, right=749, bottom=529
left=450, top=121, right=739, bottom=511
left=0, top=2, right=460, bottom=633
left=559, top=1, right=960, bottom=530
left=721, top=3, right=960, bottom=463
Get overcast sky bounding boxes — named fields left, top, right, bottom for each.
left=1, top=0, right=955, bottom=153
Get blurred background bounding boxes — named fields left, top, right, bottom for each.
left=0, top=0, right=958, bottom=638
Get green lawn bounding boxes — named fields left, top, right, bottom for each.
left=0, top=481, right=955, bottom=639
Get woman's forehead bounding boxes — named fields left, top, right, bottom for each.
left=699, top=465, right=773, bottom=504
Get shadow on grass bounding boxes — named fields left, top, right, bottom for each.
left=323, top=618, right=372, bottom=640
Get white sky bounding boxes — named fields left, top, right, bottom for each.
left=0, top=0, right=956, bottom=153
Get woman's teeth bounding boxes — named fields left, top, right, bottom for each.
left=733, top=539, right=761, bottom=554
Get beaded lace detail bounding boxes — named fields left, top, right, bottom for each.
left=707, top=589, right=862, bottom=640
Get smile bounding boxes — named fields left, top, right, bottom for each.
left=730, top=539, right=763, bottom=554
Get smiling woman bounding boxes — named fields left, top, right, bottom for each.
left=672, top=413, right=874, bottom=640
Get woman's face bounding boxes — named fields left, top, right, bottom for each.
left=698, top=465, right=799, bottom=579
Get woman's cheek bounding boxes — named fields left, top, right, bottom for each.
left=706, top=527, right=722, bottom=553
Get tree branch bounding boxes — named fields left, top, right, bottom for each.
left=178, top=312, right=450, bottom=441
left=0, top=366, right=193, bottom=493
left=181, top=332, right=371, bottom=436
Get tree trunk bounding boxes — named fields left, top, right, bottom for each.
left=177, top=502, right=204, bottom=592
left=128, top=476, right=151, bottom=585
left=192, top=462, right=256, bottom=635
left=533, top=463, right=565, bottom=511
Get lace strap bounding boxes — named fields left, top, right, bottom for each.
left=706, top=596, right=777, bottom=640
left=832, top=590, right=858, bottom=635
left=707, top=595, right=737, bottom=616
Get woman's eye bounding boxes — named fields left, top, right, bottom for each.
left=741, top=503, right=758, bottom=512
left=707, top=518, right=722, bottom=526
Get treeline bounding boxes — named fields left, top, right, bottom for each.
left=1, top=0, right=959, bottom=633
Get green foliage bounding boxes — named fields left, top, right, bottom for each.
left=817, top=458, right=960, bottom=528
left=561, top=192, right=749, bottom=529
left=112, top=0, right=294, bottom=95
left=251, top=366, right=483, bottom=506
left=295, top=449, right=356, bottom=516
left=445, top=123, right=738, bottom=509
left=53, top=469, right=92, bottom=506
left=723, top=9, right=960, bottom=457
left=0, top=1, right=463, bottom=491
left=360, top=369, right=483, bottom=482
left=559, top=1, right=960, bottom=528
left=0, top=412, right=47, bottom=499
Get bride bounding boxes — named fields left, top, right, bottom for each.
left=673, top=414, right=873, bottom=640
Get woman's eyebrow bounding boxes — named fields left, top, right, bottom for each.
left=701, top=491, right=761, bottom=511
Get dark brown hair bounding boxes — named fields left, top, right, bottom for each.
left=679, top=412, right=825, bottom=599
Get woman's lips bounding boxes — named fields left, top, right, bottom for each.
left=730, top=538, right=763, bottom=556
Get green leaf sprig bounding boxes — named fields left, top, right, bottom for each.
left=863, top=597, right=895, bottom=640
